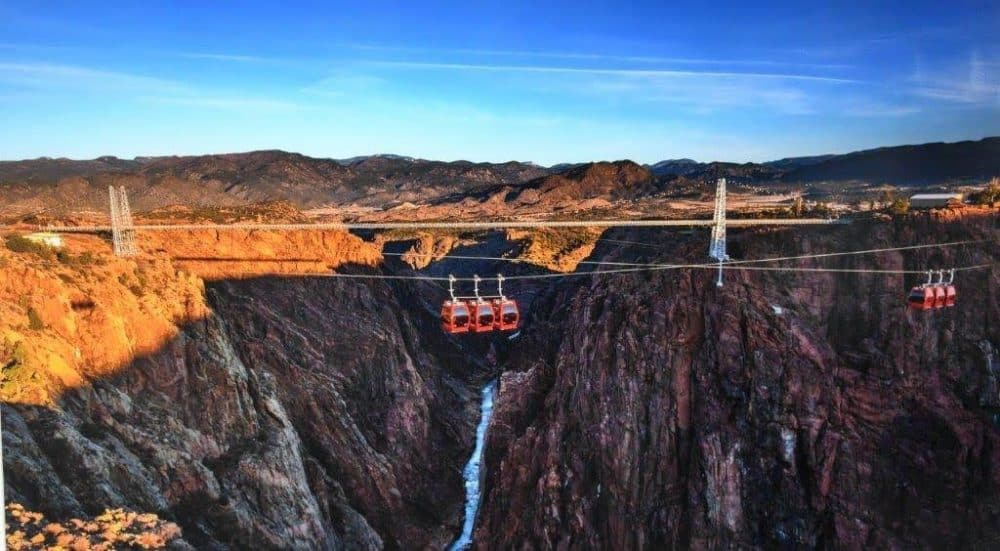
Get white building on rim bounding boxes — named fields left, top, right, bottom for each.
left=23, top=232, right=64, bottom=248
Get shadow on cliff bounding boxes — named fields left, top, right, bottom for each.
left=472, top=212, right=1000, bottom=549
left=3, top=262, right=512, bottom=549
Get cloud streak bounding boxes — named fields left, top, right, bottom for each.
left=141, top=95, right=300, bottom=111
left=910, top=50, right=999, bottom=105
left=0, top=61, right=189, bottom=93
left=364, top=60, right=861, bottom=83
left=349, top=43, right=854, bottom=70
left=0, top=61, right=302, bottom=113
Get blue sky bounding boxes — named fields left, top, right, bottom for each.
left=0, top=1, right=996, bottom=164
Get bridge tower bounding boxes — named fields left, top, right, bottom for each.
left=109, top=186, right=138, bottom=257
left=708, top=178, right=729, bottom=287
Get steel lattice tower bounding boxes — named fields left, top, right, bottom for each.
left=109, top=186, right=138, bottom=257
left=708, top=178, right=728, bottom=286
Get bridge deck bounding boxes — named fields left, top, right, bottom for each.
left=39, top=218, right=848, bottom=233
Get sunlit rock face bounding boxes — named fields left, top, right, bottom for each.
left=475, top=213, right=999, bottom=549
left=3, top=254, right=486, bottom=549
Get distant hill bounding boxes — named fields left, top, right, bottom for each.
left=644, top=137, right=998, bottom=185
left=782, top=137, right=999, bottom=184
left=763, top=154, right=837, bottom=171
left=646, top=159, right=701, bottom=177
left=335, top=153, right=417, bottom=166
left=548, top=162, right=586, bottom=172
left=0, top=150, right=549, bottom=214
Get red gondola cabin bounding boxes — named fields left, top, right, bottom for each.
left=493, top=299, right=520, bottom=331
left=944, top=284, right=956, bottom=307
left=441, top=301, right=471, bottom=333
left=932, top=285, right=947, bottom=309
left=468, top=301, right=496, bottom=333
left=908, top=286, right=935, bottom=311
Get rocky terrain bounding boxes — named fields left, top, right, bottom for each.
left=2, top=137, right=997, bottom=220
left=0, top=229, right=492, bottom=549
left=475, top=209, right=1000, bottom=549
left=0, top=151, right=549, bottom=217
left=1, top=159, right=997, bottom=549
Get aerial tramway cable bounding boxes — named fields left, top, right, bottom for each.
left=367, top=239, right=992, bottom=280
left=318, top=261, right=993, bottom=283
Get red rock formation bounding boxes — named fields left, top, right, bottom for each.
left=1, top=233, right=489, bottom=549
left=475, top=213, right=999, bottom=548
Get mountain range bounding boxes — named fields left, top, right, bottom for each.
left=0, top=137, right=996, bottom=216
left=644, top=137, right=998, bottom=184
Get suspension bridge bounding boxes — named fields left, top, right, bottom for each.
left=5, top=179, right=993, bottom=306
left=14, top=180, right=991, bottom=291
left=36, top=179, right=845, bottom=253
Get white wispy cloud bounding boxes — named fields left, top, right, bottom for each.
left=362, top=60, right=860, bottom=83
left=0, top=61, right=189, bottom=93
left=842, top=101, right=921, bottom=117
left=349, top=43, right=853, bottom=70
left=910, top=50, right=999, bottom=105
left=0, top=61, right=303, bottom=113
left=173, top=52, right=316, bottom=70
left=558, top=75, right=817, bottom=115
left=140, top=95, right=300, bottom=111
left=178, top=52, right=276, bottom=63
left=301, top=73, right=385, bottom=98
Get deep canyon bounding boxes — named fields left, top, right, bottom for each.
left=2, top=209, right=998, bottom=549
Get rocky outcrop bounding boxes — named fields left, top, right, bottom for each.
left=475, top=213, right=999, bottom=548
left=2, top=232, right=488, bottom=549
left=504, top=161, right=656, bottom=206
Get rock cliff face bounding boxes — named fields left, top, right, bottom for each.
left=3, top=210, right=997, bottom=549
left=475, top=212, right=999, bottom=549
left=2, top=234, right=489, bottom=549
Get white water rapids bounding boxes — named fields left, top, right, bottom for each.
left=449, top=379, right=497, bottom=551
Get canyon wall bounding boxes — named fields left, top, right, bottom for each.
left=475, top=212, right=999, bottom=549
left=2, top=234, right=489, bottom=549
left=3, top=210, right=996, bottom=549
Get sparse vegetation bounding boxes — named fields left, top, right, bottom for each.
left=889, top=197, right=910, bottom=215
left=116, top=268, right=150, bottom=297
left=5, top=503, right=183, bottom=550
left=973, top=177, right=1000, bottom=205
left=876, top=188, right=900, bottom=210
left=52, top=249, right=100, bottom=267
left=26, top=307, right=45, bottom=330
left=1, top=341, right=33, bottom=398
left=4, top=234, right=55, bottom=260
left=791, top=196, right=804, bottom=217
left=146, top=201, right=309, bottom=225
left=525, top=229, right=595, bottom=256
